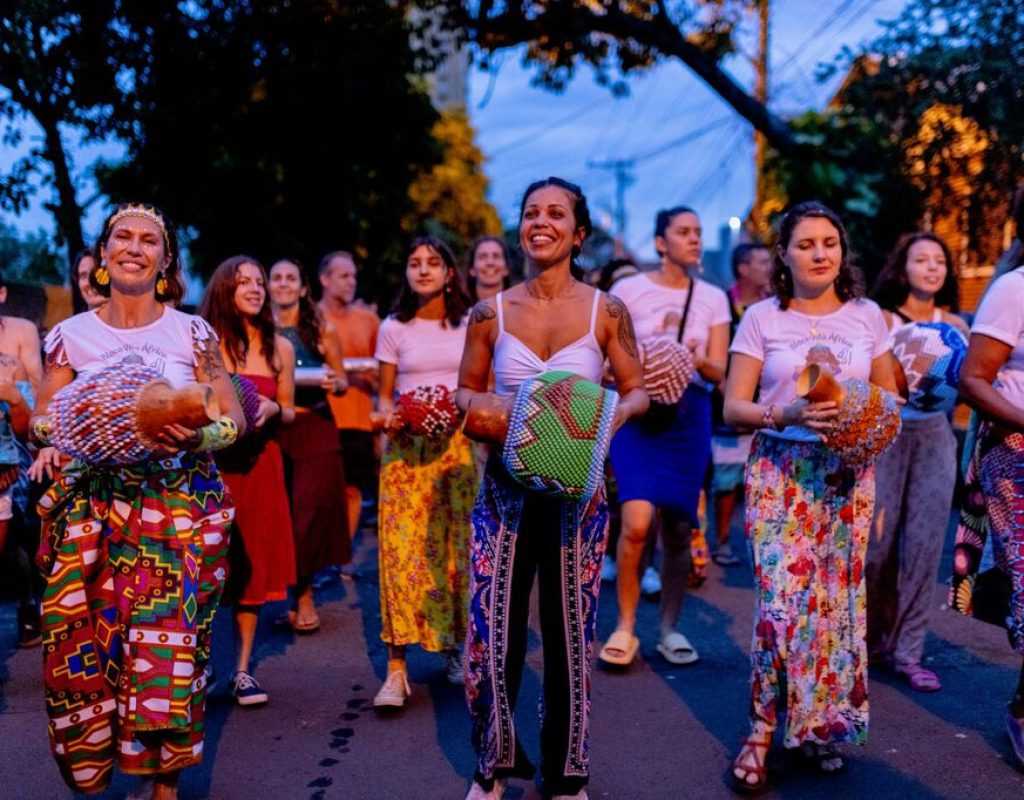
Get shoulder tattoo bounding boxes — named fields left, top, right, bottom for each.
left=605, top=296, right=639, bottom=359
left=469, top=301, right=496, bottom=325
left=195, top=340, right=229, bottom=382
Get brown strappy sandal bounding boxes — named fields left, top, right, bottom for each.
left=732, top=731, right=771, bottom=793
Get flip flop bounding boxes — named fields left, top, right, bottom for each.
left=598, top=630, right=639, bottom=667
left=712, top=547, right=741, bottom=567
left=656, top=631, right=699, bottom=665
left=894, top=662, right=941, bottom=692
left=292, top=607, right=321, bottom=634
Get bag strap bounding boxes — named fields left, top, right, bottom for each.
left=677, top=278, right=697, bottom=343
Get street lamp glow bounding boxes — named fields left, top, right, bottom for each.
left=728, top=216, right=742, bottom=231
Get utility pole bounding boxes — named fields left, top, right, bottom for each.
left=587, top=158, right=635, bottom=247
left=749, top=0, right=771, bottom=237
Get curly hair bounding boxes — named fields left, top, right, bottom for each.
left=199, top=255, right=279, bottom=375
left=271, top=258, right=324, bottom=356
left=393, top=236, right=471, bottom=328
left=518, top=176, right=593, bottom=281
left=872, top=232, right=960, bottom=313
left=91, top=202, right=185, bottom=307
left=770, top=200, right=863, bottom=310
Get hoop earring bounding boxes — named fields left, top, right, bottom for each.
left=156, top=271, right=169, bottom=298
left=94, top=262, right=110, bottom=286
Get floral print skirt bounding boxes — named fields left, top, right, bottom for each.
left=744, top=433, right=874, bottom=748
left=377, top=429, right=476, bottom=651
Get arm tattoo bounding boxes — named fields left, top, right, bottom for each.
left=470, top=301, right=496, bottom=325
left=605, top=296, right=639, bottom=359
left=195, top=340, right=229, bottom=382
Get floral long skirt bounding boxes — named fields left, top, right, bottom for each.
left=744, top=433, right=874, bottom=748
left=377, top=429, right=476, bottom=651
left=37, top=452, right=233, bottom=793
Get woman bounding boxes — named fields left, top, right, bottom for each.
left=867, top=232, right=968, bottom=692
left=954, top=187, right=1024, bottom=765
left=458, top=177, right=647, bottom=800
left=466, top=235, right=512, bottom=302
left=371, top=236, right=476, bottom=709
left=724, top=201, right=897, bottom=789
left=269, top=257, right=350, bottom=633
left=200, top=256, right=296, bottom=707
left=71, top=247, right=106, bottom=312
left=600, top=206, right=730, bottom=668
left=33, top=203, right=243, bottom=799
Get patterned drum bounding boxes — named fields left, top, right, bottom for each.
left=230, top=373, right=262, bottom=434
left=48, top=361, right=220, bottom=466
left=797, top=364, right=901, bottom=467
left=641, top=339, right=695, bottom=405
left=502, top=370, right=619, bottom=501
left=394, top=385, right=460, bottom=438
left=890, top=321, right=967, bottom=414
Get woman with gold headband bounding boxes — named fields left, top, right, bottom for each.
left=32, top=203, right=245, bottom=799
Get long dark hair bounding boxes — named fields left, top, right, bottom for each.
left=770, top=200, right=863, bottom=310
left=393, top=236, right=471, bottom=328
left=465, top=235, right=512, bottom=299
left=91, top=202, right=185, bottom=307
left=518, top=176, right=593, bottom=281
left=199, top=255, right=279, bottom=374
left=872, top=232, right=960, bottom=313
left=70, top=247, right=93, bottom=313
left=272, top=258, right=323, bottom=355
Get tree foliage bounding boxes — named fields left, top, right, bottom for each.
left=0, top=220, right=62, bottom=285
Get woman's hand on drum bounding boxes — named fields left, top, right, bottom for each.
left=320, top=367, right=348, bottom=396
left=28, top=446, right=63, bottom=482
left=153, top=422, right=203, bottom=453
left=253, top=396, right=281, bottom=429
left=369, top=409, right=404, bottom=435
left=782, top=399, right=839, bottom=441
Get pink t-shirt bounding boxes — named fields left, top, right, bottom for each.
left=44, top=307, right=216, bottom=388
left=971, top=267, right=1024, bottom=411
left=730, top=297, right=890, bottom=441
left=375, top=315, right=467, bottom=394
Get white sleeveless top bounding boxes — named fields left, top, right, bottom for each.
left=493, top=290, right=605, bottom=397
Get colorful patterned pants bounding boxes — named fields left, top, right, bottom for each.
left=37, top=453, right=232, bottom=793
left=744, top=434, right=873, bottom=748
left=465, top=461, right=608, bottom=796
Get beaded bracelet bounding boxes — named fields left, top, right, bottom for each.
left=190, top=417, right=239, bottom=452
left=761, top=404, right=783, bottom=432
left=32, top=416, right=53, bottom=446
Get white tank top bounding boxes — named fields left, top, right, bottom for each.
left=493, top=290, right=605, bottom=397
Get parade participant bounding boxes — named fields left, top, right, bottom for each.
left=200, top=255, right=296, bottom=707
left=709, top=242, right=772, bottom=567
left=269, top=258, right=350, bottom=633
left=71, top=247, right=106, bottom=312
left=724, top=201, right=898, bottom=790
left=466, top=235, right=512, bottom=302
left=867, top=232, right=967, bottom=692
left=954, top=187, right=1024, bottom=764
left=458, top=177, right=647, bottom=800
left=600, top=206, right=730, bottom=668
left=34, top=203, right=243, bottom=799
left=318, top=251, right=380, bottom=537
left=371, top=235, right=476, bottom=708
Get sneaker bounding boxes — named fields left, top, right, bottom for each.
left=444, top=650, right=464, bottom=685
left=231, top=670, right=268, bottom=707
left=17, top=602, right=41, bottom=649
left=640, top=566, right=662, bottom=596
left=465, top=779, right=505, bottom=799
left=373, top=669, right=411, bottom=710
left=600, top=556, right=617, bottom=582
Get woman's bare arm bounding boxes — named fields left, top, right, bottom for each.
left=960, top=333, right=1024, bottom=431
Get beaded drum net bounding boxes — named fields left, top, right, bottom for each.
left=394, top=385, right=460, bottom=438
left=890, top=321, right=967, bottom=414
left=49, top=362, right=168, bottom=466
left=230, top=373, right=262, bottom=433
left=827, top=379, right=902, bottom=467
left=641, top=339, right=695, bottom=405
left=502, top=370, right=619, bottom=501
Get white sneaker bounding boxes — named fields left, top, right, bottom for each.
left=640, top=566, right=662, bottom=595
left=600, top=556, right=617, bottom=582
left=444, top=650, right=464, bottom=685
left=552, top=791, right=587, bottom=799
left=465, top=779, right=505, bottom=799
left=373, top=669, right=411, bottom=710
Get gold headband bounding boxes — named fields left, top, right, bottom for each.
left=106, top=204, right=171, bottom=252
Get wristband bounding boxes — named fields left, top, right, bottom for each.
left=761, top=404, right=783, bottom=432
left=33, top=416, right=54, bottom=446
left=191, top=417, right=238, bottom=452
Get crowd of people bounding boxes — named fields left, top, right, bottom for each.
left=0, top=178, right=1023, bottom=799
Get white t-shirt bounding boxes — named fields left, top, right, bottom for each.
left=611, top=272, right=730, bottom=390
left=971, top=267, right=1024, bottom=411
left=44, top=307, right=216, bottom=388
left=730, top=297, right=890, bottom=441
left=375, top=315, right=467, bottom=394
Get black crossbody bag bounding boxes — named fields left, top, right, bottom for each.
left=641, top=279, right=697, bottom=434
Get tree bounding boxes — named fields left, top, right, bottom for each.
left=406, top=108, right=503, bottom=248
left=0, top=220, right=62, bottom=285
left=97, top=1, right=442, bottom=305
left=0, top=1, right=122, bottom=263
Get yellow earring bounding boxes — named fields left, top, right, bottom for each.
left=94, top=263, right=110, bottom=286
left=156, top=271, right=169, bottom=297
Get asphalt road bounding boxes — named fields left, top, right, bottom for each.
left=1, top=513, right=1022, bottom=800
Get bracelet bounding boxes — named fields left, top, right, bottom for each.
left=190, top=417, right=239, bottom=452
left=32, top=416, right=53, bottom=445
left=761, top=404, right=783, bottom=431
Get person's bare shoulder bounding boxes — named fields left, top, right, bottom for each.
left=942, top=310, right=970, bottom=337
left=6, top=315, right=41, bottom=342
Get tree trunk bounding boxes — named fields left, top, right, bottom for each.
left=36, top=112, right=85, bottom=268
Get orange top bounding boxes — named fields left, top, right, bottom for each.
left=322, top=303, right=380, bottom=431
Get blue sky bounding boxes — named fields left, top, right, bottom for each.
left=3, top=0, right=907, bottom=264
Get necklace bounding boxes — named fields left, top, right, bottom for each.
left=526, top=277, right=577, bottom=302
